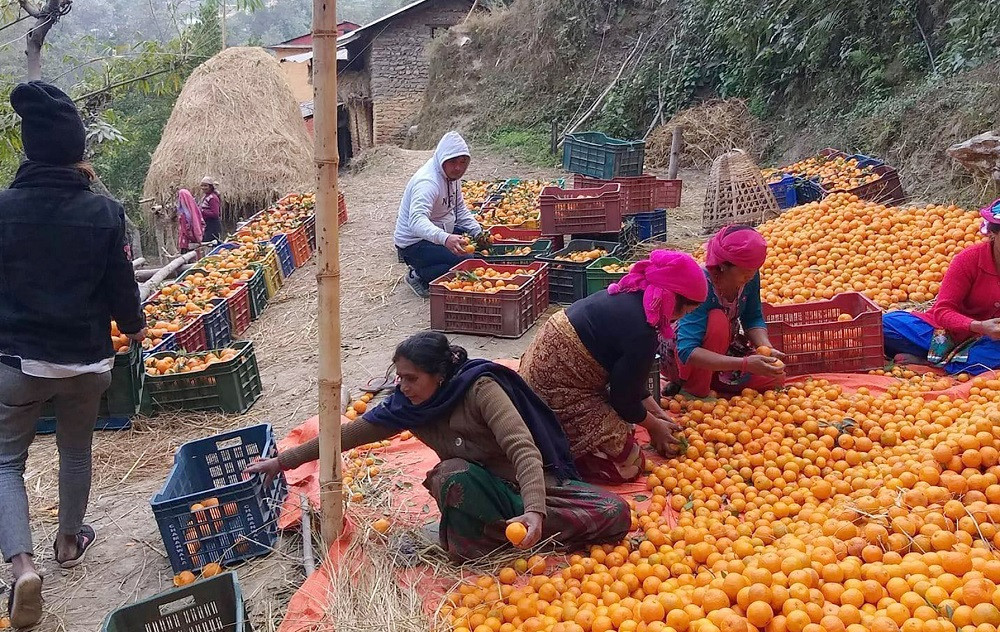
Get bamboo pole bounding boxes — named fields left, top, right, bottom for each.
left=313, top=0, right=344, bottom=545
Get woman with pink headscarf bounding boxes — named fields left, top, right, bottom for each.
left=519, top=250, right=707, bottom=484
left=176, top=188, right=205, bottom=253
left=666, top=224, right=785, bottom=398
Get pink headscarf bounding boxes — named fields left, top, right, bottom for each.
left=705, top=225, right=767, bottom=269
left=176, top=188, right=205, bottom=251
left=607, top=249, right=708, bottom=339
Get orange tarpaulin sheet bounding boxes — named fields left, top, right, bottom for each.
left=276, top=368, right=991, bottom=631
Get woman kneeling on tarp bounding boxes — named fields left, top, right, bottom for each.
left=882, top=200, right=1000, bottom=374
left=665, top=225, right=785, bottom=398
left=245, top=332, right=630, bottom=560
left=519, top=250, right=708, bottom=485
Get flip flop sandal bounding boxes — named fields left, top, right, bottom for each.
left=53, top=525, right=97, bottom=570
left=8, top=571, right=42, bottom=630
left=360, top=364, right=396, bottom=394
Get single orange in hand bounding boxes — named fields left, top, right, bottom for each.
left=506, top=522, right=528, bottom=546
left=756, top=346, right=772, bottom=356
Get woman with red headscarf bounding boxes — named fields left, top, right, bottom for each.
left=520, top=250, right=708, bottom=484
left=665, top=225, right=785, bottom=398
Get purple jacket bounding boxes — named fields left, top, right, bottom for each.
left=200, top=191, right=221, bottom=220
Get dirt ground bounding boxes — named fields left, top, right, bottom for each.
left=12, top=147, right=709, bottom=630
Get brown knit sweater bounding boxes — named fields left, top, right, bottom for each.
left=276, top=377, right=550, bottom=514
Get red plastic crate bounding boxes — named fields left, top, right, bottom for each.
left=287, top=225, right=313, bottom=268
left=225, top=283, right=252, bottom=337
left=174, top=316, right=208, bottom=353
left=338, top=192, right=348, bottom=225
left=488, top=225, right=542, bottom=244
left=429, top=273, right=537, bottom=338
left=573, top=175, right=682, bottom=213
left=449, top=259, right=550, bottom=322
left=763, top=293, right=884, bottom=376
left=539, top=184, right=622, bottom=236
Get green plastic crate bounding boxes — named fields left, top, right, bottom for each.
left=585, top=257, right=630, bottom=296
left=246, top=266, right=268, bottom=320
left=101, top=572, right=252, bottom=632
left=482, top=239, right=553, bottom=265
left=141, top=341, right=263, bottom=414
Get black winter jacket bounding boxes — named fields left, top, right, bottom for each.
left=0, top=161, right=143, bottom=364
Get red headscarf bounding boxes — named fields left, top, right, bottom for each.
left=706, top=225, right=767, bottom=269
left=607, top=250, right=708, bottom=339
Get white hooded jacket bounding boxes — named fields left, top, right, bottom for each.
left=393, top=131, right=482, bottom=249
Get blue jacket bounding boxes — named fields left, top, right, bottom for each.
left=675, top=270, right=767, bottom=363
left=0, top=161, right=143, bottom=364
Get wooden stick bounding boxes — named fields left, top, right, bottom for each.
left=131, top=257, right=146, bottom=270
left=301, top=494, right=316, bottom=576
left=668, top=125, right=683, bottom=179
left=314, top=0, right=345, bottom=546
left=137, top=251, right=198, bottom=301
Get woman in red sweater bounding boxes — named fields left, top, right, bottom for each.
left=883, top=200, right=1000, bottom=374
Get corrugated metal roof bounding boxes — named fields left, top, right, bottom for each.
left=300, top=101, right=315, bottom=119
left=337, top=0, right=475, bottom=47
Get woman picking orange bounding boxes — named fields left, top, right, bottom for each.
left=882, top=200, right=1000, bottom=373
left=519, top=250, right=707, bottom=484
left=665, top=225, right=785, bottom=398
left=246, top=332, right=629, bottom=560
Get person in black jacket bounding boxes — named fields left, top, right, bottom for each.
left=0, top=81, right=145, bottom=629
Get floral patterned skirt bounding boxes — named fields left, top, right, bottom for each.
left=424, top=459, right=630, bottom=560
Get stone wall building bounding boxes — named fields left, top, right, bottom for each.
left=270, top=0, right=475, bottom=158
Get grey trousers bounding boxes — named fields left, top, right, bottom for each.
left=0, top=362, right=110, bottom=561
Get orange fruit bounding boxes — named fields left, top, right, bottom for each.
left=173, top=570, right=196, bottom=587
left=505, top=522, right=528, bottom=546
left=201, top=562, right=222, bottom=578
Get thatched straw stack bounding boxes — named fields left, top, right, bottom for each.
left=646, top=99, right=771, bottom=169
left=143, top=47, right=314, bottom=224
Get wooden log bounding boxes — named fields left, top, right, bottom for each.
left=137, top=251, right=199, bottom=301
left=131, top=257, right=146, bottom=270
left=668, top=125, right=683, bottom=180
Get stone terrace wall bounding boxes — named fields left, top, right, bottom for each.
left=369, top=0, right=470, bottom=145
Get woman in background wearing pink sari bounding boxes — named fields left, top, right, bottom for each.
left=176, top=188, right=205, bottom=254
left=519, top=250, right=707, bottom=484
left=666, top=225, right=785, bottom=399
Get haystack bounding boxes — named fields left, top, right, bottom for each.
left=143, top=47, right=313, bottom=230
left=646, top=99, right=770, bottom=169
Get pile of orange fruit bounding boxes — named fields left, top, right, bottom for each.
left=599, top=262, right=634, bottom=274
left=762, top=156, right=881, bottom=192
left=756, top=194, right=981, bottom=308
left=463, top=266, right=540, bottom=280
left=464, top=180, right=504, bottom=209
left=475, top=180, right=559, bottom=227
left=444, top=372, right=1000, bottom=632
left=110, top=320, right=131, bottom=353
left=438, top=277, right=524, bottom=294
left=556, top=249, right=609, bottom=263
left=144, top=348, right=238, bottom=376
left=236, top=193, right=315, bottom=242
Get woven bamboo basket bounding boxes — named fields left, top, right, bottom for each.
left=702, top=150, right=780, bottom=234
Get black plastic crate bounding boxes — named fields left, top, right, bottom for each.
left=482, top=239, right=553, bottom=266
left=537, top=239, right=620, bottom=304
left=563, top=132, right=645, bottom=179
left=35, top=343, right=143, bottom=435
left=203, top=298, right=232, bottom=350
left=142, top=341, right=263, bottom=414
left=101, top=572, right=253, bottom=632
left=150, top=425, right=287, bottom=574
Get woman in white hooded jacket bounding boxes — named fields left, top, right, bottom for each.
left=395, top=131, right=483, bottom=297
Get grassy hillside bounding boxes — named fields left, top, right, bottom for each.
left=416, top=0, right=1000, bottom=204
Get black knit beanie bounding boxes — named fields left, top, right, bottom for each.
left=10, top=81, right=86, bottom=166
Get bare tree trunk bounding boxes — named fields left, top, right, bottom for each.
left=19, top=0, right=71, bottom=81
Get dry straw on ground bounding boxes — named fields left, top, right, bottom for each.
left=142, top=47, right=314, bottom=222
left=646, top=99, right=771, bottom=169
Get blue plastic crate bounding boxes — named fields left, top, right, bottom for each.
left=151, top=424, right=287, bottom=574
left=268, top=235, right=295, bottom=279
left=850, top=153, right=885, bottom=169
left=102, top=572, right=251, bottom=632
left=563, top=132, right=645, bottom=179
left=204, top=298, right=232, bottom=350
left=768, top=175, right=798, bottom=209
left=624, top=210, right=667, bottom=242
left=142, top=333, right=177, bottom=358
